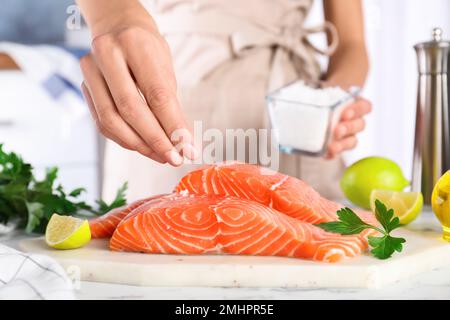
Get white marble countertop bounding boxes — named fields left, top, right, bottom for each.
left=2, top=213, right=450, bottom=300
left=75, top=268, right=450, bottom=300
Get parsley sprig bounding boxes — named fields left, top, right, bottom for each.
left=0, top=144, right=127, bottom=234
left=316, top=200, right=406, bottom=259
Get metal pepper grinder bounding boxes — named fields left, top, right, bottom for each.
left=412, top=28, right=450, bottom=204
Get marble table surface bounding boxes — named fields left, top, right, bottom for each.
left=75, top=268, right=450, bottom=300
left=2, top=213, right=450, bottom=300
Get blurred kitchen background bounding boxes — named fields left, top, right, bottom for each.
left=0, top=0, right=449, bottom=203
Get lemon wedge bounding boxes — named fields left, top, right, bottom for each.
left=45, top=214, right=91, bottom=249
left=370, top=190, right=423, bottom=225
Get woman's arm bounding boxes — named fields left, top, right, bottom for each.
left=322, top=0, right=372, bottom=158
left=324, top=0, right=369, bottom=88
left=76, top=0, right=157, bottom=37
left=76, top=0, right=196, bottom=166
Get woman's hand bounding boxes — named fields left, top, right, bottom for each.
left=78, top=0, right=196, bottom=166
left=326, top=98, right=372, bottom=159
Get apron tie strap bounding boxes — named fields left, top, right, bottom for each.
left=153, top=3, right=338, bottom=83
left=230, top=21, right=339, bottom=59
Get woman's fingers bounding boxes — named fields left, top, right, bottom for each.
left=340, top=98, right=372, bottom=121
left=80, top=54, right=166, bottom=164
left=334, top=118, right=366, bottom=139
left=90, top=33, right=185, bottom=166
left=327, top=136, right=358, bottom=159
left=326, top=97, right=372, bottom=158
left=327, top=119, right=364, bottom=158
left=123, top=30, right=196, bottom=158
left=81, top=82, right=100, bottom=125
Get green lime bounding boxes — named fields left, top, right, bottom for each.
left=45, top=214, right=91, bottom=250
left=340, top=157, right=410, bottom=209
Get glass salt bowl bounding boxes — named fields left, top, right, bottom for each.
left=265, top=81, right=360, bottom=157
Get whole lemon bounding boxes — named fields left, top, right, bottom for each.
left=340, top=157, right=410, bottom=209
left=431, top=171, right=450, bottom=241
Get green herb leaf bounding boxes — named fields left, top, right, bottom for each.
left=93, top=182, right=127, bottom=216
left=368, top=235, right=406, bottom=260
left=0, top=143, right=128, bottom=234
left=25, top=202, right=44, bottom=233
left=69, top=188, right=86, bottom=197
left=32, top=167, right=58, bottom=194
left=316, top=208, right=373, bottom=235
left=374, top=200, right=402, bottom=233
left=315, top=200, right=407, bottom=260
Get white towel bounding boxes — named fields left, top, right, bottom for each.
left=0, top=244, right=75, bottom=300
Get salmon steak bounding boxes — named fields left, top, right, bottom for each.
left=175, top=162, right=375, bottom=224
left=90, top=195, right=164, bottom=238
left=109, top=194, right=368, bottom=263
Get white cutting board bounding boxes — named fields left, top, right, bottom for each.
left=20, top=214, right=450, bottom=289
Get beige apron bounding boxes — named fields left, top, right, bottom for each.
left=102, top=0, right=345, bottom=202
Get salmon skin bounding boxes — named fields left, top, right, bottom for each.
left=175, top=162, right=372, bottom=224
left=89, top=195, right=165, bottom=238
left=110, top=193, right=368, bottom=263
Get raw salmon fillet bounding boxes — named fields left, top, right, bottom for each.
left=110, top=194, right=368, bottom=263
left=90, top=195, right=164, bottom=238
left=175, top=162, right=374, bottom=224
